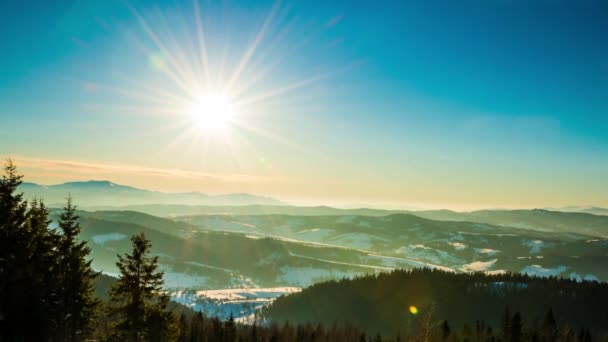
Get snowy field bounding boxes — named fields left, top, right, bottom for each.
left=171, top=287, right=301, bottom=323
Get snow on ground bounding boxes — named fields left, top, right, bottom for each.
left=163, top=272, right=209, bottom=289
left=277, top=266, right=356, bottom=287
left=394, top=245, right=462, bottom=265
left=449, top=242, right=467, bottom=250
left=485, top=269, right=507, bottom=275
left=198, top=217, right=255, bottom=232
left=366, top=253, right=456, bottom=273
left=586, top=239, right=608, bottom=246
left=288, top=252, right=393, bottom=271
left=171, top=287, right=301, bottom=322
left=92, top=233, right=128, bottom=245
left=327, top=232, right=385, bottom=249
left=516, top=256, right=544, bottom=260
left=583, top=274, right=599, bottom=281
left=460, top=259, right=498, bottom=272
left=293, top=228, right=334, bottom=241
left=568, top=272, right=599, bottom=282
left=476, top=248, right=499, bottom=256
left=194, top=287, right=300, bottom=300
left=186, top=261, right=234, bottom=272
left=523, top=239, right=544, bottom=254
left=521, top=264, right=568, bottom=277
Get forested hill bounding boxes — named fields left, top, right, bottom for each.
left=261, top=269, right=608, bottom=336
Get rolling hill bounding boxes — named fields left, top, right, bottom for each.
left=261, top=268, right=608, bottom=335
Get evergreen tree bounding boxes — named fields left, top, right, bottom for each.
left=441, top=320, right=451, bottom=340
left=26, top=199, right=61, bottom=338
left=177, top=312, right=190, bottom=342
left=0, top=160, right=30, bottom=340
left=190, top=311, right=205, bottom=342
left=224, top=312, right=237, bottom=342
left=56, top=196, right=100, bottom=341
left=541, top=308, right=557, bottom=342
left=109, top=232, right=176, bottom=341
left=510, top=312, right=523, bottom=342
left=501, top=307, right=511, bottom=342
left=0, top=161, right=58, bottom=340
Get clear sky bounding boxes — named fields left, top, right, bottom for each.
left=1, top=0, right=607, bottom=210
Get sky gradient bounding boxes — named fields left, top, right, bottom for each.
left=1, top=0, right=607, bottom=210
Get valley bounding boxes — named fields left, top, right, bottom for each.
left=42, top=204, right=608, bottom=322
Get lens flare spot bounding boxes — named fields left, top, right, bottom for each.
left=409, top=305, right=418, bottom=315
left=148, top=53, right=166, bottom=71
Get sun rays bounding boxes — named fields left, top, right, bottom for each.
left=77, top=0, right=350, bottom=166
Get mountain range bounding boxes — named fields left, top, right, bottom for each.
left=18, top=180, right=284, bottom=207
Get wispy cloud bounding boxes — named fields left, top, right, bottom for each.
left=9, top=155, right=281, bottom=188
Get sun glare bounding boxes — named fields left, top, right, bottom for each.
left=190, top=92, right=236, bottom=132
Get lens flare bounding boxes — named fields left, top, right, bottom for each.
left=409, top=305, right=418, bottom=315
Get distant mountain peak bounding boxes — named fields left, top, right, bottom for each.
left=56, top=180, right=141, bottom=191
left=17, top=180, right=284, bottom=207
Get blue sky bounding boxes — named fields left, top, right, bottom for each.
left=1, top=0, right=607, bottom=209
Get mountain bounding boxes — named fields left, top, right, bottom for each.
left=84, top=204, right=405, bottom=217
left=175, top=212, right=608, bottom=281
left=18, top=180, right=283, bottom=207
left=261, top=268, right=608, bottom=335
left=77, top=204, right=608, bottom=238
left=46, top=208, right=608, bottom=321
left=550, top=206, right=608, bottom=216
left=413, top=209, right=608, bottom=237
left=60, top=209, right=608, bottom=290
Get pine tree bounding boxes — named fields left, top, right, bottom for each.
left=224, top=312, right=237, bottom=342
left=541, top=308, right=557, bottom=342
left=109, top=232, right=176, bottom=341
left=177, top=312, right=190, bottom=342
left=510, top=312, right=523, bottom=342
left=441, top=320, right=451, bottom=340
left=190, top=311, right=205, bottom=342
left=0, top=160, right=59, bottom=340
left=56, top=196, right=100, bottom=341
left=0, top=160, right=30, bottom=340
left=501, top=307, right=511, bottom=342
left=26, top=198, right=62, bottom=338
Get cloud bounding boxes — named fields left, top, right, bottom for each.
left=8, top=156, right=281, bottom=186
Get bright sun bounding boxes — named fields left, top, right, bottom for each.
left=190, top=92, right=236, bottom=132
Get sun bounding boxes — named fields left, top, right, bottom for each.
left=189, top=92, right=236, bottom=132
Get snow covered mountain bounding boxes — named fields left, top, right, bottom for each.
left=53, top=209, right=607, bottom=321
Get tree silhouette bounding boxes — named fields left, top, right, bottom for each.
left=109, top=232, right=176, bottom=341
left=510, top=312, right=523, bottom=342
left=56, top=196, right=100, bottom=341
